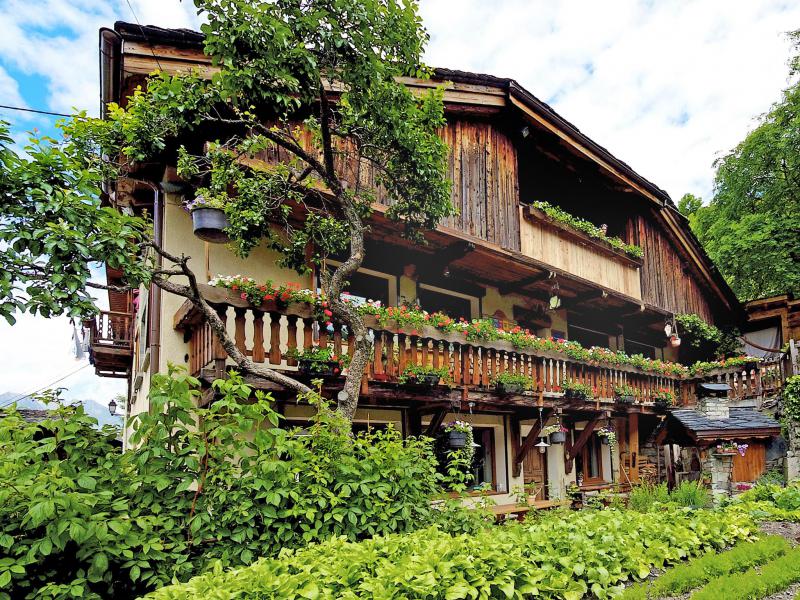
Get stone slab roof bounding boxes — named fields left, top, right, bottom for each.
left=671, top=408, right=781, bottom=437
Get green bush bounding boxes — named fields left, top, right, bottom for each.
left=784, top=375, right=800, bottom=422
left=627, top=483, right=669, bottom=512
left=691, top=547, right=800, bottom=600
left=147, top=507, right=757, bottom=600
left=670, top=481, right=711, bottom=508
left=0, top=368, right=474, bottom=599
left=622, top=535, right=789, bottom=599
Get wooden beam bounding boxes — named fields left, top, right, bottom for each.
left=425, top=409, right=448, bottom=437
left=562, top=289, right=608, bottom=311
left=499, top=271, right=550, bottom=295
left=513, top=409, right=552, bottom=476
left=565, top=413, right=604, bottom=473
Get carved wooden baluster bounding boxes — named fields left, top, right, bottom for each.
left=452, top=343, right=462, bottom=385
left=213, top=306, right=228, bottom=379
left=432, top=339, right=440, bottom=369
left=409, top=335, right=419, bottom=370
left=480, top=348, right=489, bottom=386
left=269, top=312, right=282, bottom=365
left=385, top=333, right=395, bottom=377
left=373, top=330, right=384, bottom=378
left=252, top=310, right=266, bottom=363
left=284, top=315, right=297, bottom=366
left=421, top=337, right=430, bottom=367
left=318, top=326, right=329, bottom=350
left=303, top=317, right=314, bottom=352
left=461, top=345, right=472, bottom=387
left=234, top=308, right=247, bottom=355
left=397, top=333, right=407, bottom=375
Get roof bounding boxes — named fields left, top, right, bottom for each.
left=670, top=408, right=781, bottom=439
left=0, top=409, right=52, bottom=423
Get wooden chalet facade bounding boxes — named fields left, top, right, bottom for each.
left=93, top=21, right=774, bottom=503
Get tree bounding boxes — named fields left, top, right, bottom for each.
left=1, top=0, right=453, bottom=424
left=677, top=193, right=702, bottom=217
left=686, top=31, right=800, bottom=302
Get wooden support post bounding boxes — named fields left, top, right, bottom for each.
left=628, top=413, right=639, bottom=483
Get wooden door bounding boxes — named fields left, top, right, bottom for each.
left=522, top=448, right=547, bottom=500
left=732, top=443, right=766, bottom=482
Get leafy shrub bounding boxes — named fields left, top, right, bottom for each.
left=691, top=547, right=800, bottom=600
left=0, top=368, right=474, bottom=599
left=147, top=507, right=757, bottom=600
left=628, top=482, right=670, bottom=512
left=622, top=535, right=789, bottom=599
left=670, top=481, right=711, bottom=508
left=675, top=313, right=741, bottom=363
left=757, top=468, right=787, bottom=487
left=784, top=375, right=800, bottom=422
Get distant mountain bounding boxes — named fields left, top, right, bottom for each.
left=0, top=392, right=123, bottom=428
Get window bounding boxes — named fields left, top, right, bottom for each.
left=417, top=286, right=474, bottom=320
left=470, top=427, right=496, bottom=490
left=575, top=432, right=604, bottom=484
left=323, top=263, right=395, bottom=306
left=568, top=324, right=610, bottom=349
left=625, top=339, right=657, bottom=359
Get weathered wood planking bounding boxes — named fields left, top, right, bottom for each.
left=732, top=442, right=766, bottom=482
left=252, top=118, right=521, bottom=250
left=631, top=214, right=715, bottom=321
left=519, top=209, right=642, bottom=300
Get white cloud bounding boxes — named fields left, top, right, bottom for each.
left=419, top=0, right=800, bottom=200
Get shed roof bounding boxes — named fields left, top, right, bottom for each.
left=669, top=408, right=781, bottom=441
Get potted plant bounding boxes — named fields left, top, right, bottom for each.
left=541, top=423, right=568, bottom=444
left=443, top=420, right=473, bottom=449
left=742, top=356, right=761, bottom=371
left=561, top=379, right=593, bottom=401
left=652, top=388, right=676, bottom=409
left=286, top=346, right=349, bottom=377
left=491, top=372, right=533, bottom=396
left=597, top=427, right=617, bottom=449
left=397, top=363, right=449, bottom=388
left=613, top=383, right=637, bottom=404
left=185, top=194, right=230, bottom=243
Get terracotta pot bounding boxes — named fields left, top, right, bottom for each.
left=191, top=208, right=230, bottom=243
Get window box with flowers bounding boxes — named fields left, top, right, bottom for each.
left=613, top=383, right=637, bottom=405
left=652, top=388, right=676, bottom=409
left=285, top=347, right=349, bottom=377
left=397, top=364, right=450, bottom=388
left=714, top=441, right=748, bottom=457
left=491, top=372, right=534, bottom=396
left=185, top=194, right=230, bottom=243
left=561, top=379, right=594, bottom=401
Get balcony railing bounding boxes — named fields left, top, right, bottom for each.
left=85, top=310, right=134, bottom=378
left=176, top=286, right=689, bottom=406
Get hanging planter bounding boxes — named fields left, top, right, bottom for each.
left=447, top=430, right=467, bottom=448
left=491, top=372, right=533, bottom=396
left=286, top=347, right=348, bottom=378
left=443, top=421, right=473, bottom=451
left=298, top=359, right=341, bottom=377
left=550, top=431, right=567, bottom=444
left=185, top=195, right=231, bottom=244
left=561, top=379, right=593, bottom=401
left=669, top=334, right=682, bottom=348
left=397, top=364, right=449, bottom=388
left=613, top=383, right=637, bottom=405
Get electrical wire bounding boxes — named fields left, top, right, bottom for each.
left=0, top=104, right=77, bottom=118
left=124, top=0, right=164, bottom=72
left=0, top=363, right=91, bottom=409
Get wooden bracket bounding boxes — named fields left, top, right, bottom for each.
left=513, top=408, right=552, bottom=477
left=424, top=408, right=448, bottom=437
left=565, top=412, right=604, bottom=474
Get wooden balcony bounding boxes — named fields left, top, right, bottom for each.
left=85, top=310, right=134, bottom=378
left=175, top=285, right=685, bottom=410
left=519, top=205, right=643, bottom=301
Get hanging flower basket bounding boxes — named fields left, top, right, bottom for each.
left=191, top=207, right=230, bottom=244
left=397, top=364, right=448, bottom=388
left=447, top=430, right=467, bottom=448
left=550, top=431, right=567, bottom=444
left=495, top=382, right=525, bottom=396
left=616, top=395, right=635, bottom=405
left=287, top=346, right=348, bottom=378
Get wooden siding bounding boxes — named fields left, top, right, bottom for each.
left=632, top=214, right=715, bottom=322
left=520, top=208, right=642, bottom=300
left=732, top=443, right=766, bottom=482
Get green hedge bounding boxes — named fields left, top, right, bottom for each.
left=147, top=507, right=757, bottom=600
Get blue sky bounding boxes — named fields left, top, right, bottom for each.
left=0, top=0, right=798, bottom=406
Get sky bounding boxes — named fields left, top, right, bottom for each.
left=0, top=0, right=798, bottom=406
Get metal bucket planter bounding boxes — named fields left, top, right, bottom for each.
left=495, top=382, right=525, bottom=396
left=192, top=208, right=230, bottom=243
left=448, top=430, right=467, bottom=448
left=616, top=395, right=635, bottom=405
left=298, top=359, right=341, bottom=377
left=550, top=431, right=566, bottom=444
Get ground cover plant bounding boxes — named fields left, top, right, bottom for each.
left=621, top=535, right=790, bottom=599
left=690, top=547, right=800, bottom=600
left=0, top=369, right=483, bottom=600
left=627, top=481, right=709, bottom=512
left=146, top=507, right=756, bottom=600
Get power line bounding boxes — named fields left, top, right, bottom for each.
left=0, top=363, right=91, bottom=409
left=124, top=0, right=164, bottom=72
left=0, top=104, right=78, bottom=119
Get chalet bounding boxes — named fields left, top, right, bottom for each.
left=87, top=21, right=786, bottom=505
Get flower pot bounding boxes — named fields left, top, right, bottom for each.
left=192, top=208, right=230, bottom=243
left=600, top=436, right=609, bottom=445
left=744, top=361, right=759, bottom=371
left=407, top=373, right=441, bottom=387
left=298, top=359, right=341, bottom=377
left=713, top=450, right=737, bottom=457
left=616, top=395, right=635, bottom=405
left=448, top=430, right=467, bottom=448
left=565, top=389, right=588, bottom=401
left=654, top=399, right=672, bottom=409
left=550, top=431, right=566, bottom=444
left=496, top=382, right=525, bottom=396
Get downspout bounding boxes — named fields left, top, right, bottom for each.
left=141, top=182, right=164, bottom=378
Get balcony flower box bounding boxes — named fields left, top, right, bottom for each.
left=287, top=347, right=349, bottom=378
left=492, top=372, right=533, bottom=396
left=397, top=364, right=449, bottom=389
left=298, top=359, right=341, bottom=377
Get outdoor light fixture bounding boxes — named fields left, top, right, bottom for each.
left=108, top=398, right=117, bottom=416
left=536, top=438, right=550, bottom=454
left=549, top=281, right=562, bottom=310
left=521, top=125, right=531, bottom=138
left=442, top=266, right=451, bottom=278
left=665, top=316, right=681, bottom=347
